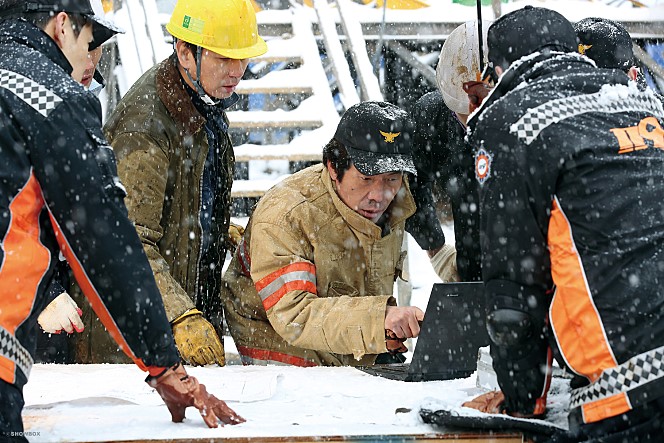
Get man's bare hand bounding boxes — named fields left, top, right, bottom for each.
left=384, top=305, right=424, bottom=339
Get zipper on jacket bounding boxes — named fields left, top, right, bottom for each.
left=193, top=148, right=206, bottom=307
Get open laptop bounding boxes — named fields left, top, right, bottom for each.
left=357, top=282, right=489, bottom=382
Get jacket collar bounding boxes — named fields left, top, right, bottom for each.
left=156, top=54, right=206, bottom=135
left=322, top=166, right=416, bottom=239
left=0, top=19, right=73, bottom=76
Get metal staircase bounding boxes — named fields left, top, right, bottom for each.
left=229, top=7, right=340, bottom=198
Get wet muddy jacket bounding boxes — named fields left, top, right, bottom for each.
left=222, top=164, right=416, bottom=366
left=0, top=20, right=178, bottom=387
left=467, top=52, right=664, bottom=427
left=104, top=54, right=235, bottom=323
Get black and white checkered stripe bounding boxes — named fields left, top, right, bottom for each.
left=0, top=68, right=62, bottom=117
left=569, top=345, right=664, bottom=410
left=0, top=326, right=34, bottom=379
left=510, top=87, right=664, bottom=145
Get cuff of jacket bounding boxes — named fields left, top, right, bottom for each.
left=345, top=295, right=393, bottom=360
left=430, top=244, right=459, bottom=282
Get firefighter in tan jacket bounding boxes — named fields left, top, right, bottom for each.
left=222, top=101, right=426, bottom=366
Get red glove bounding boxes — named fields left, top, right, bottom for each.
left=146, top=363, right=245, bottom=428
left=385, top=330, right=408, bottom=354
left=463, top=81, right=493, bottom=113
left=463, top=390, right=544, bottom=419
left=463, top=390, right=506, bottom=414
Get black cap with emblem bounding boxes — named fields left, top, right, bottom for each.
left=575, top=17, right=635, bottom=71
left=334, top=101, right=417, bottom=176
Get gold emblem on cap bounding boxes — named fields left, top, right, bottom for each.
left=578, top=44, right=593, bottom=55
left=380, top=131, right=401, bottom=143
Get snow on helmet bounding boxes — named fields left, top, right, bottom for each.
left=436, top=20, right=491, bottom=115
left=166, top=0, right=267, bottom=60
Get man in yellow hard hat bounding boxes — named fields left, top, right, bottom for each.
left=72, top=0, right=267, bottom=366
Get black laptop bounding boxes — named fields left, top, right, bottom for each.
left=357, top=282, right=489, bottom=382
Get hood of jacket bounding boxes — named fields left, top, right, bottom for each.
left=466, top=51, right=629, bottom=139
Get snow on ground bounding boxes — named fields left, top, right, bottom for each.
left=21, top=227, right=572, bottom=442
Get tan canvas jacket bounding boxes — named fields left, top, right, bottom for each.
left=222, top=164, right=416, bottom=366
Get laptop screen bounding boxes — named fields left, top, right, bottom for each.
left=407, top=282, right=489, bottom=381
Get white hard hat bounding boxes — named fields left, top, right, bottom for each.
left=436, top=20, right=491, bottom=115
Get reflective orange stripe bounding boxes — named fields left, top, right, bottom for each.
left=548, top=197, right=617, bottom=382
left=237, top=345, right=317, bottom=367
left=0, top=172, right=50, bottom=384
left=582, top=392, right=631, bottom=424
left=255, top=261, right=317, bottom=311
left=47, top=211, right=148, bottom=372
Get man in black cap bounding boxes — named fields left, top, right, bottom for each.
left=462, top=6, right=664, bottom=441
left=575, top=17, right=644, bottom=82
left=0, top=1, right=244, bottom=439
left=221, top=101, right=426, bottom=367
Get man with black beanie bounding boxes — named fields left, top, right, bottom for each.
left=462, top=6, right=664, bottom=441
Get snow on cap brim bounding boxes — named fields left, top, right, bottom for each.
left=87, top=0, right=124, bottom=50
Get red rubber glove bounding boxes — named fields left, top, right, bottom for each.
left=463, top=81, right=493, bottom=113
left=463, top=390, right=544, bottom=419
left=385, top=329, right=408, bottom=354
left=146, top=363, right=245, bottom=427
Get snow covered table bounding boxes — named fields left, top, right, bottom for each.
left=20, top=364, right=547, bottom=442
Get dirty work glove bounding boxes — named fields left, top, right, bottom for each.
left=463, top=81, right=492, bottom=113
left=146, top=362, right=245, bottom=427
left=385, top=330, right=408, bottom=354
left=171, top=309, right=225, bottom=366
left=227, top=223, right=245, bottom=249
left=37, top=292, right=84, bottom=334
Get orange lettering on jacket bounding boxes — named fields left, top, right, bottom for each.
left=611, top=117, right=664, bottom=154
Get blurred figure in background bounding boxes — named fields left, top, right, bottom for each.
left=407, top=20, right=491, bottom=283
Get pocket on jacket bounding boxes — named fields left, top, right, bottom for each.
left=344, top=325, right=366, bottom=360
left=87, top=128, right=127, bottom=201
left=327, top=281, right=360, bottom=298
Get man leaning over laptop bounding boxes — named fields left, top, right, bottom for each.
left=221, top=101, right=449, bottom=366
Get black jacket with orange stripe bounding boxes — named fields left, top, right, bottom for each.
left=0, top=19, right=179, bottom=389
left=467, top=52, right=664, bottom=426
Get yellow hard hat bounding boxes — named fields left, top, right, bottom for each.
left=166, top=0, right=267, bottom=60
